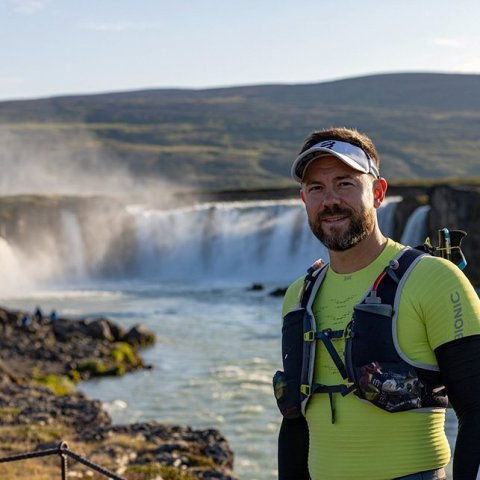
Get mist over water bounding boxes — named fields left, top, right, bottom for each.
left=0, top=197, right=405, bottom=296
left=0, top=126, right=175, bottom=203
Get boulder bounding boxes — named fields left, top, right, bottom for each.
left=80, top=318, right=115, bottom=342
left=123, top=324, right=155, bottom=347
left=269, top=287, right=288, bottom=297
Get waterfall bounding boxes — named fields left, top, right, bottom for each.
left=400, top=205, right=430, bottom=247
left=130, top=196, right=401, bottom=283
left=130, top=200, right=327, bottom=283
left=0, top=236, right=34, bottom=294
left=1, top=195, right=421, bottom=294
left=378, top=196, right=401, bottom=237
left=60, top=210, right=88, bottom=279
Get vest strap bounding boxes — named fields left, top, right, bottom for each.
left=311, top=383, right=355, bottom=396
left=316, top=330, right=348, bottom=379
left=303, top=329, right=344, bottom=341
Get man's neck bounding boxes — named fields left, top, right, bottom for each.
left=328, top=228, right=388, bottom=274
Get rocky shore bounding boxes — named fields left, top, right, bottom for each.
left=0, top=306, right=236, bottom=480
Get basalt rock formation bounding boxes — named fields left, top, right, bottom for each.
left=0, top=306, right=154, bottom=380
left=0, top=306, right=237, bottom=480
left=428, top=185, right=480, bottom=285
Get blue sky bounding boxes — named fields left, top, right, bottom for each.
left=1, top=0, right=480, bottom=100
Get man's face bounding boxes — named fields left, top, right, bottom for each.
left=301, top=156, right=380, bottom=251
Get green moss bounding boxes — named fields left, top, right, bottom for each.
left=67, top=369, right=81, bottom=383
left=112, top=364, right=126, bottom=376
left=77, top=358, right=108, bottom=376
left=77, top=349, right=139, bottom=378
left=32, top=374, right=76, bottom=396
left=184, top=454, right=216, bottom=468
left=112, top=342, right=141, bottom=367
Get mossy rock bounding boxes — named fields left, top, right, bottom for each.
left=112, top=342, right=142, bottom=367
left=32, top=374, right=76, bottom=396
left=77, top=349, right=140, bottom=378
left=67, top=369, right=82, bottom=383
left=77, top=358, right=109, bottom=376
left=184, top=453, right=216, bottom=468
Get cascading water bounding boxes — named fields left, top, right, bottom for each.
left=130, top=196, right=401, bottom=283
left=0, top=196, right=411, bottom=291
left=400, top=205, right=431, bottom=247
left=0, top=236, right=34, bottom=295
left=59, top=209, right=88, bottom=279
left=131, top=200, right=325, bottom=283
left=378, top=196, right=400, bottom=239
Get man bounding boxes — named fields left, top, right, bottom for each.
left=276, top=127, right=480, bottom=479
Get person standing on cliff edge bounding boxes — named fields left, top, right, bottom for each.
left=273, top=127, right=480, bottom=479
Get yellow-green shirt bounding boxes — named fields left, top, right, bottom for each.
left=282, top=239, right=480, bottom=480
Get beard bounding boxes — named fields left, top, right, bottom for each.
left=308, top=204, right=376, bottom=251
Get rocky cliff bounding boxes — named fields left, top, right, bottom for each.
left=427, top=185, right=480, bottom=285
left=0, top=306, right=236, bottom=480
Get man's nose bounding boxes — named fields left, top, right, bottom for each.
left=322, top=187, right=341, bottom=208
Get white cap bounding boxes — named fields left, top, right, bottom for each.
left=291, top=139, right=380, bottom=182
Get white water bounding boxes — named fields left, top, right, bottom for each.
left=130, top=196, right=402, bottom=283
left=0, top=237, right=35, bottom=295
left=0, top=197, right=406, bottom=291
left=401, top=205, right=431, bottom=247
left=130, top=199, right=326, bottom=282
left=60, top=210, right=88, bottom=279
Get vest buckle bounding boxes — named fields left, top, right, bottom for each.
left=300, top=384, right=311, bottom=396
left=304, top=330, right=315, bottom=342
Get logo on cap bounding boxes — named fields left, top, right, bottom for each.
left=319, top=140, right=336, bottom=149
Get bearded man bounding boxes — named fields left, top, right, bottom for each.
left=275, top=127, right=480, bottom=480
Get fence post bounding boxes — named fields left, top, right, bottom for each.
left=59, top=442, right=68, bottom=480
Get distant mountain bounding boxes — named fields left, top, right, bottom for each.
left=1, top=73, right=479, bottom=194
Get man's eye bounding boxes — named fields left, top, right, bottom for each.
left=339, top=181, right=353, bottom=187
left=308, top=185, right=322, bottom=193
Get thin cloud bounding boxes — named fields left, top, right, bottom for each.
left=80, top=21, right=160, bottom=33
left=8, top=0, right=48, bottom=14
left=433, top=37, right=466, bottom=48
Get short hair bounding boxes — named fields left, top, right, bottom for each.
left=300, top=127, right=380, bottom=170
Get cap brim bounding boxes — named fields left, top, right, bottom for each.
left=291, top=146, right=370, bottom=182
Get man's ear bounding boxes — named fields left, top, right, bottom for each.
left=373, top=178, right=388, bottom=208
left=300, top=188, right=306, bottom=204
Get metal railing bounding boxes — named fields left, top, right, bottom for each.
left=0, top=441, right=126, bottom=480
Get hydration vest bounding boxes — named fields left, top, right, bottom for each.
left=273, top=247, right=449, bottom=421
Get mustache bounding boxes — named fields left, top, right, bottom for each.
left=316, top=205, right=353, bottom=221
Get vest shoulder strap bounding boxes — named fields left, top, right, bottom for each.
left=371, top=247, right=426, bottom=307
left=298, top=248, right=427, bottom=310
left=299, top=260, right=329, bottom=308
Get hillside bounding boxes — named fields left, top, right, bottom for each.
left=1, top=73, right=480, bottom=194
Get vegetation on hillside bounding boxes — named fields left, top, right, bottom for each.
left=1, top=73, right=480, bottom=191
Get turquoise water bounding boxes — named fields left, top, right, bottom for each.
left=1, top=281, right=459, bottom=479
